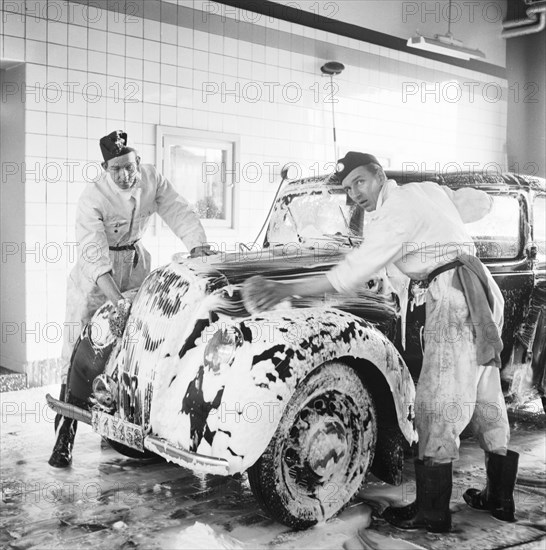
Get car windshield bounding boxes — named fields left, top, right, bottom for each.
left=266, top=188, right=363, bottom=246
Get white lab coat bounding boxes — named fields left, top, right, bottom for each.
left=61, top=164, right=207, bottom=381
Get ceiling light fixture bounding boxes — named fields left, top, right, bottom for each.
left=407, top=0, right=486, bottom=61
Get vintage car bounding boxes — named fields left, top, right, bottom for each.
left=47, top=168, right=546, bottom=529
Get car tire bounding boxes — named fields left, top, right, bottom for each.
left=247, top=361, right=377, bottom=529
left=105, top=438, right=158, bottom=460
left=371, top=425, right=407, bottom=486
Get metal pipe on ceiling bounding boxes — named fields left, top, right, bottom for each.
left=502, top=0, right=546, bottom=38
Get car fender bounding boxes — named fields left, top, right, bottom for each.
left=149, top=306, right=417, bottom=475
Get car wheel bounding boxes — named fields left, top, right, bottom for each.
left=105, top=439, right=158, bottom=460
left=247, top=361, right=377, bottom=529
left=371, top=425, right=408, bottom=486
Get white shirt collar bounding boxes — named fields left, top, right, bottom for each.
left=105, top=172, right=141, bottom=200
left=376, top=179, right=398, bottom=210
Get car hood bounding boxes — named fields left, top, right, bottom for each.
left=106, top=246, right=398, bottom=429
left=180, top=244, right=398, bottom=324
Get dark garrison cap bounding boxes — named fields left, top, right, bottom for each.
left=100, top=130, right=128, bottom=162
left=335, top=151, right=381, bottom=182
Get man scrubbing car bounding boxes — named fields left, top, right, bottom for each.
left=243, top=152, right=519, bottom=532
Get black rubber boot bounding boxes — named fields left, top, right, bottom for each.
left=48, top=384, right=78, bottom=468
left=52, top=383, right=66, bottom=433
left=48, top=417, right=78, bottom=468
left=463, top=450, right=519, bottom=522
left=383, top=460, right=452, bottom=533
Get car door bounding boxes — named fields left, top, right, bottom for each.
left=470, top=190, right=534, bottom=367
left=528, top=193, right=546, bottom=398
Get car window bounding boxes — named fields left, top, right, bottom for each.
left=267, top=188, right=362, bottom=245
left=464, top=194, right=521, bottom=260
left=534, top=194, right=546, bottom=263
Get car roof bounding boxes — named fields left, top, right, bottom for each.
left=284, top=171, right=546, bottom=193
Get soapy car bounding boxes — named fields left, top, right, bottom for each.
left=48, top=168, right=545, bottom=528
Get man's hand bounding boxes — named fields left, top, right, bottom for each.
left=242, top=274, right=337, bottom=314
left=109, top=297, right=132, bottom=338
left=97, top=272, right=125, bottom=305
left=242, top=275, right=294, bottom=314
left=190, top=245, right=216, bottom=258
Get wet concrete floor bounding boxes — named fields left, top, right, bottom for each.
left=1, top=385, right=545, bottom=549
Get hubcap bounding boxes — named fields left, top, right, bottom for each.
left=283, top=390, right=358, bottom=495
left=301, top=416, right=348, bottom=479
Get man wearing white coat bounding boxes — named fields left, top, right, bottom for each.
left=49, top=130, right=213, bottom=467
left=243, top=152, right=519, bottom=532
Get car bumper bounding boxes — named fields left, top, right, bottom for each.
left=46, top=394, right=230, bottom=475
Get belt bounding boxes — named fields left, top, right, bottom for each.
left=109, top=241, right=140, bottom=268
left=109, top=240, right=139, bottom=251
left=427, top=259, right=463, bottom=284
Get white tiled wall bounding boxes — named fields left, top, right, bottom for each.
left=0, top=0, right=508, bottom=373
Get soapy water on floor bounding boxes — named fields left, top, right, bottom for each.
left=159, top=521, right=245, bottom=549
left=1, top=385, right=545, bottom=549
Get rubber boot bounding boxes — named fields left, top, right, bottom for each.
left=48, top=417, right=78, bottom=468
left=463, top=450, right=519, bottom=522
left=383, top=460, right=452, bottom=533
left=52, top=383, right=66, bottom=433
left=48, top=384, right=77, bottom=468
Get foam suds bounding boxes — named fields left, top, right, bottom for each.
left=343, top=529, right=427, bottom=550
left=157, top=522, right=244, bottom=549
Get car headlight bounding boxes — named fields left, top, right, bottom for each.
left=204, top=325, right=243, bottom=374
left=91, top=374, right=116, bottom=412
